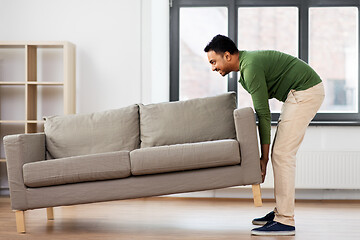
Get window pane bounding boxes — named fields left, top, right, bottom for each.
left=309, top=7, right=358, bottom=113
left=179, top=7, right=228, bottom=100
left=238, top=7, right=299, bottom=111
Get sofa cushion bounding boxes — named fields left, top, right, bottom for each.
left=23, top=151, right=131, bottom=188
left=130, top=139, right=240, bottom=175
left=139, top=92, right=237, bottom=148
left=44, top=105, right=139, bottom=158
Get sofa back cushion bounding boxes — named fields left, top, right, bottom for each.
left=139, top=92, right=237, bottom=148
left=44, top=105, right=139, bottom=158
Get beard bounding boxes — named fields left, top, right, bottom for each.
left=219, top=70, right=230, bottom=77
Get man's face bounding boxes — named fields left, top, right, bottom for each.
left=207, top=50, right=232, bottom=77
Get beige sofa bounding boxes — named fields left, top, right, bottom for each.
left=4, top=92, right=262, bottom=233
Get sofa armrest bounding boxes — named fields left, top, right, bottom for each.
left=3, top=133, right=46, bottom=210
left=233, top=107, right=262, bottom=183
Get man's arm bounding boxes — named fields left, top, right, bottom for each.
left=260, top=144, right=270, bottom=183
left=243, top=64, right=271, bottom=182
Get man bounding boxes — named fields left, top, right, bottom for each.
left=204, top=34, right=325, bottom=236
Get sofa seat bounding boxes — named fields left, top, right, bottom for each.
left=130, top=139, right=241, bottom=175
left=23, top=151, right=131, bottom=187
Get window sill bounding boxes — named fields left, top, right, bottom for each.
left=268, top=121, right=360, bottom=126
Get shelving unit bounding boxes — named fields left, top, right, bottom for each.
left=0, top=41, right=76, bottom=163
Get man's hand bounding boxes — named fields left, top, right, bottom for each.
left=260, top=144, right=270, bottom=183
left=260, top=157, right=269, bottom=183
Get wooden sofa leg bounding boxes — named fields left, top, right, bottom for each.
left=252, top=184, right=263, bottom=207
left=47, top=207, right=54, bottom=220
left=15, top=211, right=26, bottom=233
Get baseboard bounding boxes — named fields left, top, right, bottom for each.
left=0, top=188, right=9, bottom=196
left=162, top=187, right=360, bottom=200
left=1, top=187, right=360, bottom=200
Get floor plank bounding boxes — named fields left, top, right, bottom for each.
left=0, top=196, right=359, bottom=239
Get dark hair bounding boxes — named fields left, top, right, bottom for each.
left=204, top=34, right=239, bottom=54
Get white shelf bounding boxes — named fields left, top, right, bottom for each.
left=27, top=82, right=64, bottom=85
left=0, top=82, right=26, bottom=85
left=0, top=120, right=26, bottom=124
left=0, top=41, right=71, bottom=48
left=0, top=82, right=64, bottom=85
left=26, top=120, right=45, bottom=124
left=0, top=41, right=76, bottom=166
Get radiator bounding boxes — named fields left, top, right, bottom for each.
left=261, top=151, right=360, bottom=189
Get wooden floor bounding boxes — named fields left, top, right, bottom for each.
left=0, top=196, right=360, bottom=240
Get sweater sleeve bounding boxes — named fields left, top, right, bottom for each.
left=242, top=65, right=271, bottom=145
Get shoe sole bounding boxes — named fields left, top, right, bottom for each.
left=252, top=220, right=268, bottom=225
left=251, top=230, right=295, bottom=236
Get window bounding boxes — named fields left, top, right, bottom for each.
left=179, top=7, right=228, bottom=100
left=170, top=0, right=360, bottom=124
left=309, top=7, right=358, bottom=113
left=238, top=7, right=298, bottom=112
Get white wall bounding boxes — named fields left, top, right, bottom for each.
left=0, top=0, right=144, bottom=113
left=141, top=0, right=170, bottom=104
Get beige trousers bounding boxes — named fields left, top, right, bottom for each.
left=271, top=82, right=325, bottom=226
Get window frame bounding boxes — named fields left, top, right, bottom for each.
left=170, top=0, right=360, bottom=125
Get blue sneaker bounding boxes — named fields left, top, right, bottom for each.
left=251, top=221, right=295, bottom=236
left=252, top=211, right=275, bottom=225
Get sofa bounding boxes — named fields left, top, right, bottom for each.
left=4, top=92, right=262, bottom=233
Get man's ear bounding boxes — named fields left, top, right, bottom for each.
left=224, top=51, right=232, bottom=61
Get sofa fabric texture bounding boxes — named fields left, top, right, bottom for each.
left=139, top=92, right=237, bottom=148
left=44, top=105, right=139, bottom=158
left=23, top=151, right=131, bottom=188
left=130, top=139, right=241, bottom=175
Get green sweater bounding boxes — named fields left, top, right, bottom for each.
left=238, top=50, right=322, bottom=145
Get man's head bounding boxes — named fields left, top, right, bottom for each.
left=204, top=34, right=239, bottom=76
